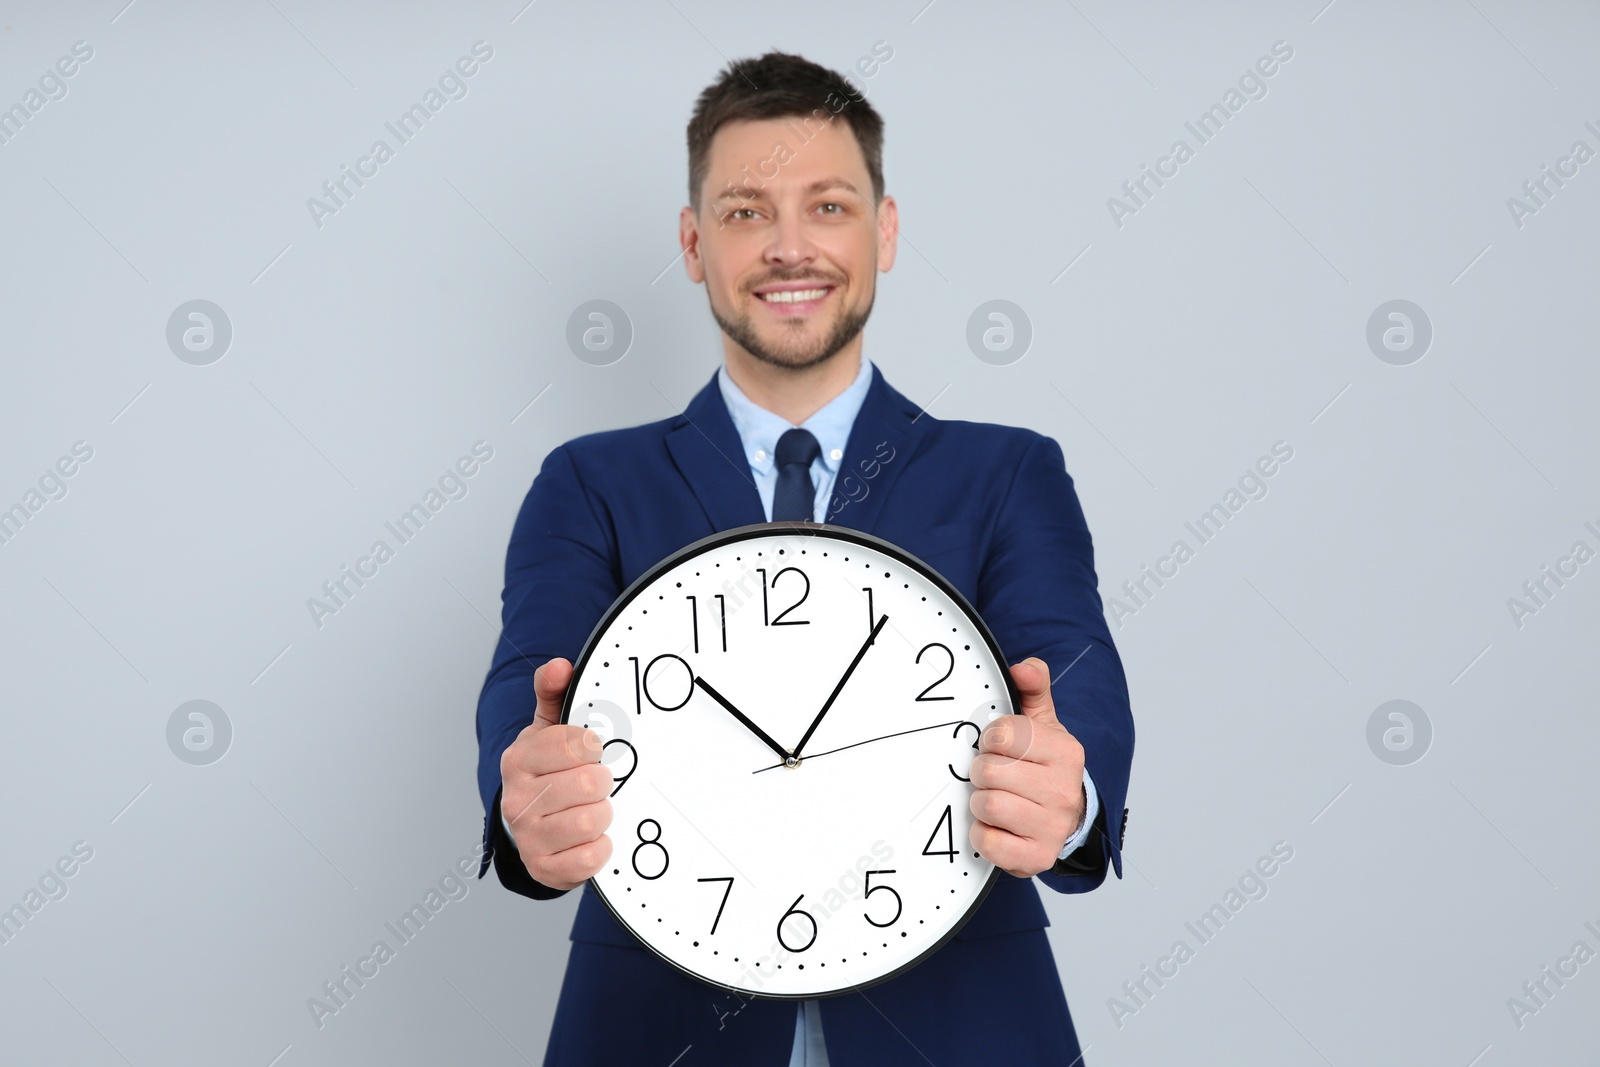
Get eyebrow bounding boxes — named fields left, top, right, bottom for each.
left=713, top=177, right=865, bottom=204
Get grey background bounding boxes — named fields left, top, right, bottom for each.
left=1, top=1, right=1596, bottom=1064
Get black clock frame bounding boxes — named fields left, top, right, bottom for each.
left=559, top=520, right=1024, bottom=1001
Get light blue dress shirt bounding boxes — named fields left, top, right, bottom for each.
left=715, top=352, right=875, bottom=524
left=715, top=355, right=1100, bottom=1066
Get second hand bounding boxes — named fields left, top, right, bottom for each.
left=750, top=719, right=968, bottom=774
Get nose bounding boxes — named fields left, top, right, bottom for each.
left=763, top=208, right=818, bottom=268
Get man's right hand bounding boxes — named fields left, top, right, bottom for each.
left=498, top=658, right=614, bottom=891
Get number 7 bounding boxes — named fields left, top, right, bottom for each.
left=697, top=876, right=734, bottom=935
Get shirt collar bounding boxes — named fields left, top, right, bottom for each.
left=717, top=354, right=874, bottom=476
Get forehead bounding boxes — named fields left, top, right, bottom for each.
left=705, top=116, right=870, bottom=196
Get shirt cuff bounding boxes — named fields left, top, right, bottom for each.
left=1056, top=768, right=1100, bottom=861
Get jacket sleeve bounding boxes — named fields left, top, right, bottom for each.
left=474, top=443, right=622, bottom=897
left=975, top=433, right=1134, bottom=895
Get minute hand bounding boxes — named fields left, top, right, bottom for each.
left=791, top=613, right=888, bottom=760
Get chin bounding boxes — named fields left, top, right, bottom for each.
left=711, top=292, right=871, bottom=372
left=749, top=346, right=841, bottom=372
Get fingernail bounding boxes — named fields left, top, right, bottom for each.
left=988, top=724, right=1010, bottom=747
left=582, top=730, right=603, bottom=751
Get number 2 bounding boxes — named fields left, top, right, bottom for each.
left=915, top=643, right=955, bottom=701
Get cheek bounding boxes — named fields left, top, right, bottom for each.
left=701, top=241, right=758, bottom=295
left=845, top=244, right=880, bottom=291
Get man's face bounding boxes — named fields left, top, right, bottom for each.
left=682, top=116, right=897, bottom=371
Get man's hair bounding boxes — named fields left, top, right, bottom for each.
left=686, top=50, right=885, bottom=215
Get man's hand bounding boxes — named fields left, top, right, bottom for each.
left=498, top=658, right=614, bottom=891
left=969, top=658, right=1087, bottom=878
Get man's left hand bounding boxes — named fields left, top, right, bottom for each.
left=968, top=658, right=1087, bottom=878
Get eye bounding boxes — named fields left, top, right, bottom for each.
left=726, top=208, right=760, bottom=221
left=817, top=202, right=844, bottom=215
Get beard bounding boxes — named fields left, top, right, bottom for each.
left=710, top=284, right=875, bottom=372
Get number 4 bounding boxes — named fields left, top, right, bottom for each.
left=922, top=804, right=957, bottom=863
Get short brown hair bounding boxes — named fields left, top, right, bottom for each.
left=686, top=50, right=886, bottom=215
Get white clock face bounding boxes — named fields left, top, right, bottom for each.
left=563, top=523, right=1018, bottom=999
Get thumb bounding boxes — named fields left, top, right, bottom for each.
left=532, top=658, right=573, bottom=729
left=1010, top=658, right=1058, bottom=723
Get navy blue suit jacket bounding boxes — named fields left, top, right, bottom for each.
left=474, top=363, right=1134, bottom=1066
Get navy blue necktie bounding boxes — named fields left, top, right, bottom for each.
left=772, top=428, right=821, bottom=522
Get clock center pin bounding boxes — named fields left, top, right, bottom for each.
left=784, top=754, right=801, bottom=769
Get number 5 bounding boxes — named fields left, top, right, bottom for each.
left=863, top=869, right=901, bottom=928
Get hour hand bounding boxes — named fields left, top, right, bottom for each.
left=692, top=675, right=791, bottom=762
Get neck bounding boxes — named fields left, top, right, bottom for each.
left=723, top=342, right=863, bottom=425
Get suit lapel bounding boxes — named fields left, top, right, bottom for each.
left=663, top=363, right=933, bottom=536
left=826, top=362, right=931, bottom=535
left=664, top=371, right=768, bottom=532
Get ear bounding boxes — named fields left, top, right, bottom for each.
left=876, top=194, right=899, bottom=273
left=680, top=205, right=706, bottom=283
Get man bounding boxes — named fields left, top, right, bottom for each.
left=475, top=51, right=1133, bottom=1065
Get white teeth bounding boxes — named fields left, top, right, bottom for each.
left=758, top=288, right=829, bottom=303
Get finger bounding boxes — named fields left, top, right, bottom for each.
left=968, top=751, right=1068, bottom=804
left=519, top=723, right=604, bottom=777
left=978, top=713, right=1042, bottom=762
left=1010, top=658, right=1059, bottom=724
left=509, top=763, right=613, bottom=824
left=533, top=658, right=574, bottom=729
left=536, top=799, right=614, bottom=854
left=969, top=787, right=1061, bottom=844
left=968, top=820, right=1049, bottom=879
left=529, top=834, right=614, bottom=891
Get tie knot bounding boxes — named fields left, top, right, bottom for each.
left=775, top=427, right=820, bottom=469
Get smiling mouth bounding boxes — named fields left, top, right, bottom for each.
left=753, top=286, right=836, bottom=316
left=756, top=287, right=833, bottom=304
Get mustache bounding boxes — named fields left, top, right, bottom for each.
left=749, top=274, right=843, bottom=290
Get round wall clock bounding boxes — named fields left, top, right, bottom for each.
left=560, top=521, right=1020, bottom=999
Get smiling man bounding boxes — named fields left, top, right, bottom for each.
left=475, top=51, right=1133, bottom=1066
left=685, top=109, right=889, bottom=427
